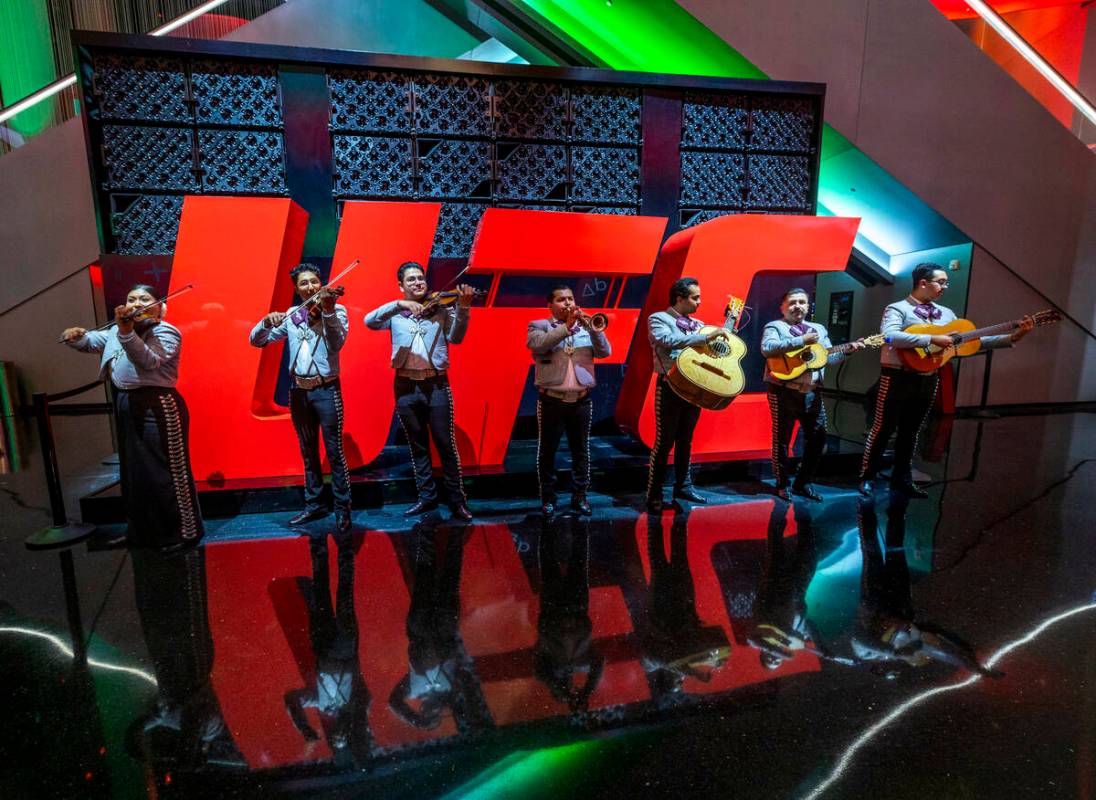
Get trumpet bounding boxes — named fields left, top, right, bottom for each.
left=575, top=309, right=609, bottom=332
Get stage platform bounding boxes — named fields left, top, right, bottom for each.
left=78, top=434, right=867, bottom=524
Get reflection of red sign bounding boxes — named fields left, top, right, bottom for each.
left=167, top=197, right=858, bottom=481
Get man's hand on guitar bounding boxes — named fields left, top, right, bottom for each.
left=801, top=331, right=820, bottom=345
left=930, top=334, right=957, bottom=350
left=705, top=329, right=730, bottom=345
left=847, top=338, right=867, bottom=351
left=1010, top=315, right=1035, bottom=343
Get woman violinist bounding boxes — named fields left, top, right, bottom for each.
left=60, top=284, right=203, bottom=552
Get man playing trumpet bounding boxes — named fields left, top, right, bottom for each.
left=526, top=284, right=611, bottom=516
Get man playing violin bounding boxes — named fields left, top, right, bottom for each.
left=645, top=277, right=730, bottom=513
left=859, top=263, right=1033, bottom=499
left=527, top=284, right=611, bottom=517
left=250, top=263, right=352, bottom=530
left=365, top=262, right=476, bottom=521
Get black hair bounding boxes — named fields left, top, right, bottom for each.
left=911, top=263, right=944, bottom=289
left=289, top=263, right=321, bottom=284
left=127, top=283, right=159, bottom=300
left=546, top=283, right=573, bottom=303
left=669, top=277, right=699, bottom=306
left=780, top=287, right=809, bottom=305
left=397, top=261, right=425, bottom=282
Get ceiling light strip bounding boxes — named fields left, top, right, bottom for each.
left=965, top=0, right=1096, bottom=127
left=0, top=0, right=231, bottom=126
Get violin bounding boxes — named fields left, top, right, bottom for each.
left=290, top=285, right=346, bottom=325
left=415, top=287, right=488, bottom=318
left=58, top=284, right=195, bottom=343
left=288, top=259, right=360, bottom=325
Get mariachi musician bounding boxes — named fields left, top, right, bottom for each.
left=762, top=287, right=864, bottom=501
left=60, top=284, right=203, bottom=552
left=859, top=263, right=1032, bottom=498
left=250, top=263, right=352, bottom=530
left=365, top=262, right=475, bottom=521
left=526, top=283, right=611, bottom=517
left=645, top=277, right=729, bottom=512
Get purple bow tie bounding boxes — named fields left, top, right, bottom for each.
left=289, top=305, right=311, bottom=326
left=675, top=316, right=701, bottom=334
left=551, top=319, right=580, bottom=335
left=789, top=322, right=811, bottom=337
left=913, top=303, right=942, bottom=321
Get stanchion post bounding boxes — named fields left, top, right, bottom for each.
left=25, top=391, right=96, bottom=549
left=968, top=349, right=1000, bottom=420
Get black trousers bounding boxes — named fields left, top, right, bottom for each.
left=860, top=367, right=940, bottom=483
left=767, top=383, right=828, bottom=488
left=646, top=376, right=701, bottom=500
left=395, top=375, right=466, bottom=505
left=536, top=392, right=593, bottom=503
left=289, top=380, right=350, bottom=513
left=115, top=386, right=203, bottom=546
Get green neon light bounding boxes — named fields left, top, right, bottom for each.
left=441, top=741, right=600, bottom=800
left=0, top=0, right=56, bottom=136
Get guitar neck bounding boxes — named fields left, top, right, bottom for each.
left=722, top=311, right=739, bottom=331
left=957, top=319, right=1018, bottom=342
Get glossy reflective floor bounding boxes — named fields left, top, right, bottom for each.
left=1, top=410, right=1094, bottom=799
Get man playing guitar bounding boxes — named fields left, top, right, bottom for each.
left=645, top=277, right=730, bottom=512
left=762, top=288, right=864, bottom=501
left=859, top=263, right=1033, bottom=498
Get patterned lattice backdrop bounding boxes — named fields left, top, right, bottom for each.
left=79, top=40, right=822, bottom=258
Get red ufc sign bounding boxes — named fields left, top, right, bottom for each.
left=167, top=197, right=857, bottom=481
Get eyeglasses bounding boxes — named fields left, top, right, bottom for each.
left=929, top=279, right=949, bottom=288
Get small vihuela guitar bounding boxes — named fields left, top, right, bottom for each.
left=767, top=333, right=886, bottom=381
left=896, top=309, right=1061, bottom=373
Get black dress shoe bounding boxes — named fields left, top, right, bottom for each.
left=404, top=499, right=439, bottom=517
left=891, top=479, right=929, bottom=499
left=541, top=500, right=556, bottom=517
left=335, top=512, right=352, bottom=532
left=289, top=508, right=329, bottom=526
left=792, top=483, right=823, bottom=502
left=449, top=502, right=474, bottom=522
left=645, top=496, right=662, bottom=514
left=160, top=536, right=201, bottom=556
left=571, top=495, right=592, bottom=516
left=775, top=485, right=792, bottom=502
left=672, top=485, right=707, bottom=504
left=858, top=480, right=874, bottom=498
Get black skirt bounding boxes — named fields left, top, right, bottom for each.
left=114, top=386, right=204, bottom=546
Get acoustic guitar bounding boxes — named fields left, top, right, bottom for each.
left=667, top=296, right=748, bottom=410
left=896, top=308, right=1061, bottom=373
left=767, top=333, right=886, bottom=381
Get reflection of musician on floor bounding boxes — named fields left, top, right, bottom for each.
left=646, top=278, right=730, bottom=512
left=747, top=503, right=825, bottom=670
left=283, top=531, right=371, bottom=768
left=389, top=517, right=494, bottom=733
left=640, top=511, right=730, bottom=706
left=853, top=494, right=1000, bottom=677
left=128, top=547, right=243, bottom=772
left=533, top=514, right=604, bottom=713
